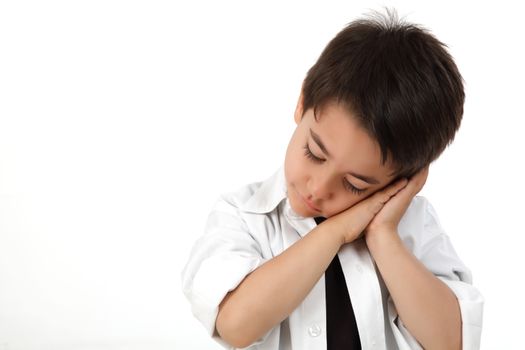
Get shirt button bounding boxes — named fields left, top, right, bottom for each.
left=371, top=339, right=377, bottom=346
left=356, top=265, right=363, bottom=273
left=307, top=324, right=322, bottom=337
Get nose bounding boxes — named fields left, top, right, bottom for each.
left=307, top=173, right=334, bottom=201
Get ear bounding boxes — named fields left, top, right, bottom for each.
left=293, top=89, right=304, bottom=125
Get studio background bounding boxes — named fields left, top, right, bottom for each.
left=0, top=1, right=523, bottom=349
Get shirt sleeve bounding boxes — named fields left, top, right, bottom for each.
left=180, top=197, right=272, bottom=349
left=388, top=197, right=484, bottom=350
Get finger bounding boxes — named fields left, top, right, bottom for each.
left=368, top=178, right=408, bottom=213
left=406, top=166, right=430, bottom=194
left=389, top=177, right=409, bottom=194
left=380, top=177, right=408, bottom=199
left=411, top=165, right=429, bottom=182
left=382, top=178, right=407, bottom=199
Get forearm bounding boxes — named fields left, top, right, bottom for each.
left=216, top=222, right=343, bottom=348
left=366, top=231, right=462, bottom=350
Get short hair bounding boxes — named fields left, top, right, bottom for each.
left=301, top=8, right=464, bottom=179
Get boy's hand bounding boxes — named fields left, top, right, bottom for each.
left=326, top=166, right=429, bottom=245
left=327, top=176, right=409, bottom=245
left=365, top=165, right=429, bottom=238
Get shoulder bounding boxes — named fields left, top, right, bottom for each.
left=202, top=177, right=287, bottom=259
left=201, top=181, right=266, bottom=238
left=212, top=180, right=265, bottom=215
left=397, top=195, right=445, bottom=251
left=399, top=195, right=439, bottom=226
left=205, top=174, right=284, bottom=239
left=212, top=166, right=288, bottom=216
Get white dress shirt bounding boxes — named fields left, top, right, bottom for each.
left=181, top=165, right=484, bottom=349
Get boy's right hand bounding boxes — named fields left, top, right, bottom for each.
left=325, top=178, right=409, bottom=245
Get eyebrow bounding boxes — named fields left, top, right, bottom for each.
left=309, top=128, right=380, bottom=185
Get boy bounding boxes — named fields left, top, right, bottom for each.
left=181, top=9, right=484, bottom=350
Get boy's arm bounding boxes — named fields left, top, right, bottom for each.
left=362, top=167, right=463, bottom=349
left=366, top=230, right=462, bottom=350
left=215, top=220, right=343, bottom=348
left=215, top=179, right=409, bottom=348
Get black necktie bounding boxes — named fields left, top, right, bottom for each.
left=314, top=216, right=361, bottom=350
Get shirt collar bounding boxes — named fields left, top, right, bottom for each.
left=238, top=165, right=288, bottom=214
left=238, top=165, right=315, bottom=226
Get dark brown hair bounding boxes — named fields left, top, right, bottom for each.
left=301, top=8, right=464, bottom=178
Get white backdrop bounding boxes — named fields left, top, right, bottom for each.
left=1, top=1, right=523, bottom=349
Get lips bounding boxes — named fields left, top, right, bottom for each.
left=301, top=193, right=320, bottom=212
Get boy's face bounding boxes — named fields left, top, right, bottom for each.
left=284, top=92, right=398, bottom=218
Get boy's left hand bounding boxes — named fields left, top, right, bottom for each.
left=365, top=165, right=430, bottom=239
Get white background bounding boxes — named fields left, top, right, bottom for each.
left=0, top=1, right=523, bottom=349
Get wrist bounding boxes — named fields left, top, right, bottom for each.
left=365, top=227, right=401, bottom=252
left=320, top=219, right=346, bottom=248
left=325, top=213, right=366, bottom=246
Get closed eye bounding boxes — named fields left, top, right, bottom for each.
left=302, top=142, right=366, bottom=195
left=303, top=143, right=324, bottom=164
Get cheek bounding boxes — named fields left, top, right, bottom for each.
left=286, top=143, right=307, bottom=177
left=285, top=143, right=304, bottom=185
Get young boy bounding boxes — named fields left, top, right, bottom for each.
left=181, top=9, right=483, bottom=350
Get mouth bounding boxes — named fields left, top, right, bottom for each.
left=300, top=192, right=320, bottom=212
